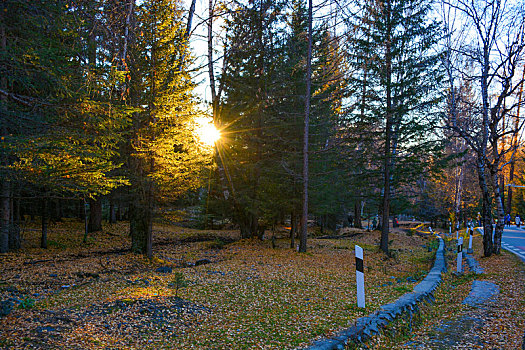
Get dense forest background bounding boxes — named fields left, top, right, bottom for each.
left=1, top=0, right=524, bottom=257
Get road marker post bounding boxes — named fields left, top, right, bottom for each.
left=355, top=245, right=365, bottom=308
left=467, top=224, right=473, bottom=254
left=457, top=237, right=463, bottom=273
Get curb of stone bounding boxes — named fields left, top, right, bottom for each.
left=303, top=237, right=446, bottom=350
left=465, top=254, right=484, bottom=274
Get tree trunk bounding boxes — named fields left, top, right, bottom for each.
left=454, top=146, right=463, bottom=230
left=257, top=224, right=265, bottom=240
left=50, top=199, right=63, bottom=223
left=477, top=156, right=493, bottom=257
left=492, top=170, right=505, bottom=254
left=120, top=0, right=134, bottom=69
left=480, top=33, right=493, bottom=257
left=176, top=0, right=196, bottom=71
left=41, top=197, right=48, bottom=249
left=109, top=194, right=116, bottom=224
left=299, top=0, right=313, bottom=253
left=0, top=180, right=9, bottom=253
left=290, top=211, right=296, bottom=249
left=236, top=209, right=255, bottom=239
left=88, top=197, right=103, bottom=232
left=82, top=198, right=89, bottom=243
left=380, top=0, right=393, bottom=255
left=116, top=197, right=122, bottom=221
left=9, top=187, right=20, bottom=250
left=30, top=202, right=35, bottom=222
left=208, top=0, right=217, bottom=110
left=130, top=191, right=153, bottom=256
left=354, top=200, right=362, bottom=228
left=76, top=200, right=83, bottom=221
left=239, top=221, right=251, bottom=239
left=146, top=194, right=153, bottom=259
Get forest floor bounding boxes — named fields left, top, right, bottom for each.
left=0, top=220, right=523, bottom=349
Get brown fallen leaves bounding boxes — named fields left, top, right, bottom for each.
left=1, top=221, right=438, bottom=349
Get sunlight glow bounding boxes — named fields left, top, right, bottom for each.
left=195, top=116, right=221, bottom=147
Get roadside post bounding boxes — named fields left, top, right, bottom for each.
left=457, top=237, right=463, bottom=273
left=355, top=245, right=365, bottom=308
left=449, top=220, right=451, bottom=235
left=467, top=224, right=473, bottom=254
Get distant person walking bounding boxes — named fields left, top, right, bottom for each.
left=516, top=214, right=521, bottom=228
left=505, top=213, right=511, bottom=227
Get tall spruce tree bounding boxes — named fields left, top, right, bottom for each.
left=127, top=0, right=207, bottom=256
left=346, top=0, right=443, bottom=254
left=308, top=27, right=348, bottom=234
left=218, top=0, right=285, bottom=239
left=270, top=0, right=308, bottom=244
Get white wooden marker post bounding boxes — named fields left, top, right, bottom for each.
left=355, top=245, right=365, bottom=308
left=468, top=224, right=473, bottom=254
left=449, top=221, right=451, bottom=235
left=457, top=237, right=463, bottom=273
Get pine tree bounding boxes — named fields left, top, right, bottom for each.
left=127, top=0, right=208, bottom=256
left=217, top=0, right=286, bottom=239
left=308, top=27, right=348, bottom=233
left=347, top=0, right=443, bottom=254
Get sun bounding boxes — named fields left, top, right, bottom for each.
left=195, top=116, right=221, bottom=147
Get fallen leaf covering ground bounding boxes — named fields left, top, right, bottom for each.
left=0, top=220, right=435, bottom=349
left=369, top=230, right=525, bottom=349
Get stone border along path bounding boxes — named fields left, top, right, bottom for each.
left=303, top=236, right=446, bottom=350
left=465, top=253, right=484, bottom=274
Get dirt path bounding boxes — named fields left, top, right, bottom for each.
left=402, top=280, right=500, bottom=349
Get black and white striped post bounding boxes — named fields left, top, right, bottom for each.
left=457, top=237, right=463, bottom=273
left=467, top=224, right=473, bottom=254
left=355, top=245, right=365, bottom=308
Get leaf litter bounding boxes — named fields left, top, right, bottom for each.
left=1, top=221, right=444, bottom=349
